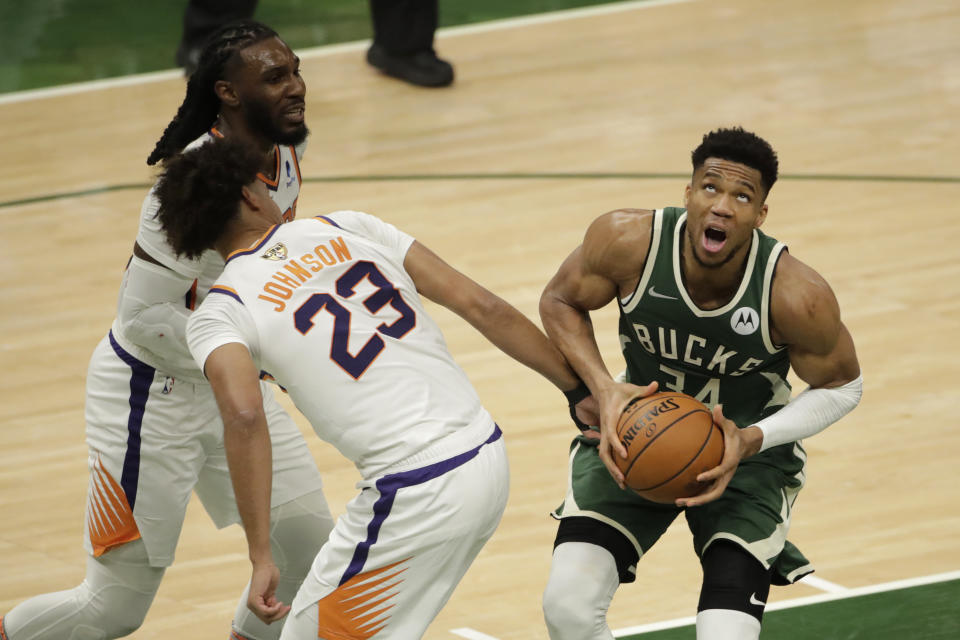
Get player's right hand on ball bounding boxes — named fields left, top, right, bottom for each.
left=597, top=380, right=659, bottom=489
left=249, top=561, right=291, bottom=624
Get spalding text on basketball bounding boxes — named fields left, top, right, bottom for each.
left=621, top=398, right=680, bottom=447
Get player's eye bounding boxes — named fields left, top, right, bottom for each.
left=737, top=193, right=750, bottom=203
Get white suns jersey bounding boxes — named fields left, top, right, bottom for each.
left=187, top=211, right=490, bottom=478
left=111, top=130, right=304, bottom=379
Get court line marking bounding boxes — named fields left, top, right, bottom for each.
left=0, top=0, right=695, bottom=105
left=3, top=172, right=958, bottom=213
left=611, top=569, right=960, bottom=636
left=451, top=628, right=501, bottom=640
left=800, top=574, right=849, bottom=594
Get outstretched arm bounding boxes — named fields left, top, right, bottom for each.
left=203, top=342, right=289, bottom=624
left=404, top=240, right=583, bottom=393
left=539, top=210, right=659, bottom=486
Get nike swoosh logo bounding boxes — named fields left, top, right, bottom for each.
left=749, top=593, right=766, bottom=607
left=648, top=286, right=678, bottom=300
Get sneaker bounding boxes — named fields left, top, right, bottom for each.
left=366, top=44, right=454, bottom=88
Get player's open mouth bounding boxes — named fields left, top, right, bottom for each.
left=702, top=226, right=727, bottom=253
left=284, top=106, right=305, bottom=124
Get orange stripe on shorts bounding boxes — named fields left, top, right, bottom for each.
left=87, top=457, right=141, bottom=557
left=316, top=558, right=411, bottom=639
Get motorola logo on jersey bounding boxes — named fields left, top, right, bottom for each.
left=731, top=307, right=760, bottom=335
left=262, top=242, right=288, bottom=261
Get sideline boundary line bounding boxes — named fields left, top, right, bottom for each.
left=2, top=171, right=958, bottom=213
left=612, top=570, right=960, bottom=636
left=451, top=628, right=501, bottom=640
left=0, top=0, right=694, bottom=105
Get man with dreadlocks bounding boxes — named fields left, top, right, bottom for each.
left=0, top=21, right=334, bottom=640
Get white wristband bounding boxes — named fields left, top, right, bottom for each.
left=755, top=375, right=863, bottom=452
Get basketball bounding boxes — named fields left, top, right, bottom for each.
left=614, top=391, right=724, bottom=503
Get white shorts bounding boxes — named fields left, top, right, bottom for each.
left=82, top=331, right=323, bottom=567
left=281, top=423, right=509, bottom=640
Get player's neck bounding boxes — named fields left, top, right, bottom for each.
left=213, top=116, right=277, bottom=175
left=679, top=236, right=749, bottom=310
left=215, top=220, right=275, bottom=261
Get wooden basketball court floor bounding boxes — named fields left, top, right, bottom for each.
left=1, top=0, right=958, bottom=637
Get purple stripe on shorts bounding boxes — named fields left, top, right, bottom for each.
left=339, top=425, right=503, bottom=586
left=107, top=331, right=155, bottom=510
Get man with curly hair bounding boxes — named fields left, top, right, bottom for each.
left=151, top=137, right=594, bottom=638
left=539, top=127, right=862, bottom=640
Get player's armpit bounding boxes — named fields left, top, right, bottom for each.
left=133, top=241, right=169, bottom=268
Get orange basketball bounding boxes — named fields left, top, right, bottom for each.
left=614, top=391, right=724, bottom=503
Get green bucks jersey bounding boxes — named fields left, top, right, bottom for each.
left=619, top=207, right=792, bottom=432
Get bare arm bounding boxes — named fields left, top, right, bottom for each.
left=539, top=210, right=659, bottom=486
left=772, top=251, right=861, bottom=387
left=404, top=240, right=582, bottom=393
left=203, top=342, right=289, bottom=624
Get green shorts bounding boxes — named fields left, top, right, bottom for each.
left=552, top=434, right=812, bottom=584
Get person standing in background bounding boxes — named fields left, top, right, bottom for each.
left=176, top=0, right=454, bottom=87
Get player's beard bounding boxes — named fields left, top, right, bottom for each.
left=243, top=96, right=309, bottom=146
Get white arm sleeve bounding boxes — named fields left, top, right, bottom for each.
left=755, top=375, right=863, bottom=452
left=134, top=188, right=207, bottom=279
left=115, top=256, right=197, bottom=370
left=187, top=292, right=260, bottom=376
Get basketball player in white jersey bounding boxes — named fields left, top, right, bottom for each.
left=153, top=138, right=595, bottom=638
left=1, top=22, right=335, bottom=640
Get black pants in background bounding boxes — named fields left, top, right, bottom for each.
left=369, top=0, right=438, bottom=55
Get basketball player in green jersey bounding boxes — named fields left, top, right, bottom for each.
left=539, top=127, right=862, bottom=640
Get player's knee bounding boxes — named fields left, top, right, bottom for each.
left=543, top=579, right=601, bottom=639
left=268, top=489, right=333, bottom=577
left=85, top=543, right=162, bottom=637
left=542, top=543, right=618, bottom=640
left=698, top=541, right=772, bottom=623
left=81, top=579, right=155, bottom=637
left=100, top=598, right=151, bottom=637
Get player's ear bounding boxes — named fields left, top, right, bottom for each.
left=214, top=79, right=240, bottom=107
left=755, top=203, right=768, bottom=228
left=683, top=183, right=691, bottom=207
left=240, top=184, right=258, bottom=210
